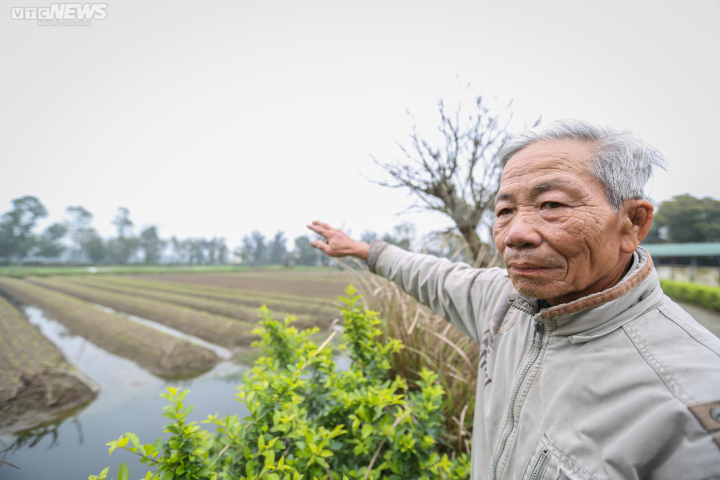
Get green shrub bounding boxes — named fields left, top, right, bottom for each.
left=344, top=268, right=477, bottom=458
left=660, top=280, right=720, bottom=312
left=92, top=286, right=470, bottom=480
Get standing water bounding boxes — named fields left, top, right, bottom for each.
left=0, top=302, right=251, bottom=480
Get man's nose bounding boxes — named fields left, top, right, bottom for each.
left=503, top=215, right=542, bottom=249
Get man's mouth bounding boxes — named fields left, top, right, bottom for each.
left=507, top=263, right=550, bottom=275
left=505, top=257, right=563, bottom=275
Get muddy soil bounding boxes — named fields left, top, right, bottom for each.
left=0, top=278, right=219, bottom=378
left=0, top=296, right=98, bottom=435
left=27, top=277, right=257, bottom=348
left=133, top=271, right=355, bottom=299
left=61, top=276, right=328, bottom=326
left=70, top=276, right=338, bottom=319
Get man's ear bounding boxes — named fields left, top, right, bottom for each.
left=620, top=199, right=654, bottom=254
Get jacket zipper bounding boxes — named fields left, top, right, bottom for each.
left=491, top=318, right=545, bottom=480
left=529, top=449, right=549, bottom=480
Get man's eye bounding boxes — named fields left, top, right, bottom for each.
left=497, top=208, right=513, bottom=216
left=541, top=202, right=562, bottom=209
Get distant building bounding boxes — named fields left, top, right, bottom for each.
left=643, top=243, right=720, bottom=286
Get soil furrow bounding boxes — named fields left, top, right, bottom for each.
left=121, top=275, right=335, bottom=305
left=62, top=276, right=330, bottom=326
left=0, top=277, right=219, bottom=379
left=0, top=295, right=99, bottom=435
left=27, top=277, right=256, bottom=348
left=130, top=272, right=350, bottom=299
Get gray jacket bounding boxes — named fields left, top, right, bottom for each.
left=367, top=241, right=720, bottom=480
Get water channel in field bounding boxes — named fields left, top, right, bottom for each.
left=0, top=299, right=252, bottom=480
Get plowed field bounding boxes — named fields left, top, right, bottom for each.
left=0, top=277, right=219, bottom=377
left=133, top=270, right=354, bottom=298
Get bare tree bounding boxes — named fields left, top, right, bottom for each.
left=375, top=94, right=538, bottom=266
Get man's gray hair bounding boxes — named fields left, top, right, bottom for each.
left=498, top=118, right=667, bottom=211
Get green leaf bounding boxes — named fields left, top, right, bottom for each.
left=117, top=462, right=129, bottom=480
left=246, top=460, right=257, bottom=477
left=265, top=449, right=275, bottom=467
left=125, top=432, right=140, bottom=448
left=152, top=437, right=164, bottom=452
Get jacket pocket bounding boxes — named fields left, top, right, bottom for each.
left=521, top=435, right=596, bottom=480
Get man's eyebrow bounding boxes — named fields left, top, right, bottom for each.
left=496, top=179, right=578, bottom=203
left=496, top=192, right=514, bottom=202
left=529, top=179, right=574, bottom=196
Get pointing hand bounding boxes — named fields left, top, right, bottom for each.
left=307, top=221, right=369, bottom=260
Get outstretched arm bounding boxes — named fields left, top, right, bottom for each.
left=307, top=220, right=510, bottom=344
left=307, top=221, right=369, bottom=260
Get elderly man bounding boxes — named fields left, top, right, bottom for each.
left=308, top=119, right=720, bottom=480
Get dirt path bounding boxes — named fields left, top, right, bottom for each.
left=0, top=296, right=98, bottom=435
left=676, top=301, right=720, bottom=338
left=0, top=277, right=219, bottom=378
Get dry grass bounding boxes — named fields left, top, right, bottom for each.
left=343, top=261, right=478, bottom=456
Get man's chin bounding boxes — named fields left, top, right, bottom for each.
left=512, top=280, right=566, bottom=302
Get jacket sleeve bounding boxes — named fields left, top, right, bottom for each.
left=367, top=239, right=512, bottom=344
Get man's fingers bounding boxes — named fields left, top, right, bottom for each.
left=307, top=223, right=329, bottom=238
left=313, top=220, right=332, bottom=230
left=311, top=240, right=330, bottom=253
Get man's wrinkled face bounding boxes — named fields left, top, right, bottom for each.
left=493, top=140, right=627, bottom=304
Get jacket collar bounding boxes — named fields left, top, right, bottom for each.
left=507, top=248, right=664, bottom=343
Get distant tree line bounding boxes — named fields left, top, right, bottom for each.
left=645, top=194, right=720, bottom=244
left=235, top=224, right=419, bottom=267
left=0, top=196, right=232, bottom=265
left=0, top=196, right=419, bottom=267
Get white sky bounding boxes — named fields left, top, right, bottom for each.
left=1, top=0, right=719, bottom=250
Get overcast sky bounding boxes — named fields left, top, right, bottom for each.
left=2, top=0, right=719, bottom=250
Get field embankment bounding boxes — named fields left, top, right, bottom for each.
left=0, top=278, right=219, bottom=378
left=0, top=295, right=98, bottom=435
left=27, top=277, right=257, bottom=348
